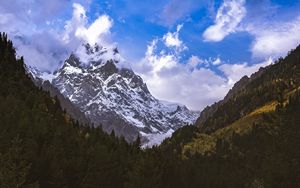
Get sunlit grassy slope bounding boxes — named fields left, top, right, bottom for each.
left=182, top=102, right=277, bottom=157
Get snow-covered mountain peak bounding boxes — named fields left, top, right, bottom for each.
left=28, top=43, right=198, bottom=147
left=74, top=43, right=130, bottom=70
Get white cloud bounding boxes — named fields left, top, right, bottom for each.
left=247, top=16, right=300, bottom=58
left=212, top=57, right=221, bottom=65
left=203, top=0, right=246, bottom=42
left=135, top=34, right=271, bottom=111
left=64, top=3, right=113, bottom=45
left=201, top=0, right=300, bottom=59
left=0, top=5, right=69, bottom=72
left=0, top=2, right=114, bottom=72
left=163, top=24, right=187, bottom=52
left=13, top=31, right=69, bottom=71
left=135, top=40, right=229, bottom=111
left=75, top=15, right=113, bottom=45
left=187, top=56, right=222, bottom=69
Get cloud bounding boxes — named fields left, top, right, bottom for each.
left=201, top=0, right=300, bottom=59
left=247, top=16, right=300, bottom=58
left=135, top=40, right=229, bottom=111
left=203, top=0, right=246, bottom=42
left=187, top=56, right=223, bottom=69
left=163, top=24, right=183, bottom=48
left=76, top=15, right=112, bottom=45
left=0, top=2, right=114, bottom=72
left=0, top=1, right=70, bottom=72
left=204, top=0, right=300, bottom=59
left=212, top=57, right=221, bottom=65
left=63, top=3, right=113, bottom=46
left=13, top=32, right=68, bottom=71
left=135, top=28, right=271, bottom=111
left=162, top=24, right=187, bottom=52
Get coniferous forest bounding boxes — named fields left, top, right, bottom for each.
left=0, top=33, right=300, bottom=188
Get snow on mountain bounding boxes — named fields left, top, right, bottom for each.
left=28, top=43, right=198, bottom=147
left=26, top=65, right=55, bottom=82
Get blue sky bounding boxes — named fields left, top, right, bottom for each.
left=1, top=0, right=300, bottom=110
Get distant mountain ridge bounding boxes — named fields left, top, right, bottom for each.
left=28, top=43, right=198, bottom=146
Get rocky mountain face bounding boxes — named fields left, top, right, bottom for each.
left=28, top=43, right=198, bottom=146
left=26, top=65, right=90, bottom=125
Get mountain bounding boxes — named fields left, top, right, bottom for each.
left=28, top=43, right=198, bottom=146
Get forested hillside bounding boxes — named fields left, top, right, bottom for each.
left=0, top=33, right=299, bottom=188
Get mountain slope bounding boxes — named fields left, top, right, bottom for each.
left=196, top=46, right=300, bottom=133
left=30, top=43, right=198, bottom=145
